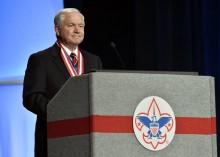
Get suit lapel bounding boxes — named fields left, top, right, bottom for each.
left=51, top=43, right=70, bottom=79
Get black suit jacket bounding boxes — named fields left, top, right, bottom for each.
left=23, top=43, right=102, bottom=157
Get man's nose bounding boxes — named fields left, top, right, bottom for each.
left=74, top=27, right=80, bottom=33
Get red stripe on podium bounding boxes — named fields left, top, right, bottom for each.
left=47, top=116, right=216, bottom=139
left=175, top=117, right=216, bottom=134
left=47, top=117, right=90, bottom=139
left=91, top=116, right=133, bottom=133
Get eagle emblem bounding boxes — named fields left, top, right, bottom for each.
left=133, top=96, right=176, bottom=151
left=137, top=115, right=172, bottom=139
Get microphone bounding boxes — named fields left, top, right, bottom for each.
left=110, top=42, right=127, bottom=69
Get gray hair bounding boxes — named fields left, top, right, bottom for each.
left=54, top=8, right=85, bottom=27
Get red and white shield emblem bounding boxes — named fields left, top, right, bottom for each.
left=150, top=122, right=159, bottom=136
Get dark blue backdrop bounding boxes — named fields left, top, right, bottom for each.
left=65, top=0, right=220, bottom=154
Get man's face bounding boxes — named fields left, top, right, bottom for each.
left=55, top=12, right=84, bottom=49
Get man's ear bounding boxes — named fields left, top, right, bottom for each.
left=55, top=26, right=60, bottom=36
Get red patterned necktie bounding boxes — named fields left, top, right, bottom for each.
left=70, top=53, right=78, bottom=66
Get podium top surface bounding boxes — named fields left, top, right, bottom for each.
left=90, top=69, right=199, bottom=75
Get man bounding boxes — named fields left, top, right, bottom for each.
left=23, top=8, right=102, bottom=157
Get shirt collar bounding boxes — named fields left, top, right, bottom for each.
left=60, top=43, right=78, bottom=57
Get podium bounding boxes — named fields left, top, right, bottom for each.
left=47, top=72, right=217, bottom=157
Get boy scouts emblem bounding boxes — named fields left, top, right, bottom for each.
left=133, top=96, right=176, bottom=151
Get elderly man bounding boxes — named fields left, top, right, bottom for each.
left=23, top=8, right=102, bottom=157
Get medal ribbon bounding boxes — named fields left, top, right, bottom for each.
left=57, top=41, right=84, bottom=76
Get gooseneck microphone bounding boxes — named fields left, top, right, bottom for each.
left=110, top=42, right=127, bottom=69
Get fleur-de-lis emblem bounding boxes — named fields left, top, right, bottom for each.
left=133, top=96, right=176, bottom=151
